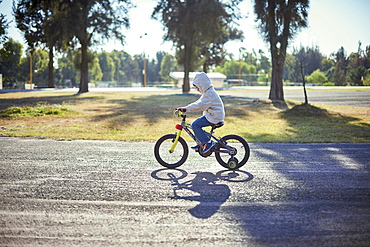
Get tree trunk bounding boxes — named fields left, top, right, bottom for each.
left=182, top=44, right=191, bottom=93
left=183, top=71, right=190, bottom=93
left=269, top=51, right=285, bottom=101
left=48, top=47, right=54, bottom=88
left=79, top=41, right=89, bottom=93
left=300, top=62, right=308, bottom=104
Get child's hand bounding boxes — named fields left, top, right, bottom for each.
left=177, top=107, right=186, bottom=112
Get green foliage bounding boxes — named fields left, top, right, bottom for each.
left=153, top=0, right=243, bottom=92
left=363, top=73, right=370, bottom=86
left=322, top=82, right=335, bottom=86
left=57, top=0, right=132, bottom=92
left=0, top=38, right=23, bottom=86
left=98, top=52, right=115, bottom=81
left=57, top=51, right=79, bottom=87
left=321, top=58, right=334, bottom=72
left=0, top=0, right=9, bottom=44
left=89, top=56, right=103, bottom=83
left=332, top=47, right=348, bottom=86
left=306, top=69, right=328, bottom=85
left=214, top=59, right=253, bottom=75
left=159, top=54, right=176, bottom=82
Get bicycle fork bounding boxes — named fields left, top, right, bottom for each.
left=169, top=129, right=182, bottom=153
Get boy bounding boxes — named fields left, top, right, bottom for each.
left=177, top=72, right=225, bottom=153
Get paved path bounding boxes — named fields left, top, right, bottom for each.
left=1, top=138, right=369, bottom=246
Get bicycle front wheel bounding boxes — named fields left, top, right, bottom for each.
left=154, top=134, right=189, bottom=168
left=215, top=135, right=250, bottom=170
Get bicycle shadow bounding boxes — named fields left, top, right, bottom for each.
left=151, top=169, right=254, bottom=219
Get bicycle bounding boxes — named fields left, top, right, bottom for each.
left=154, top=110, right=250, bottom=170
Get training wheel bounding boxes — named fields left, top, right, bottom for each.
left=227, top=157, right=239, bottom=170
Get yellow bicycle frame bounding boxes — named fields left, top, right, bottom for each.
left=169, top=129, right=182, bottom=153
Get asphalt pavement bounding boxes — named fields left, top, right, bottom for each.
left=1, top=137, right=369, bottom=246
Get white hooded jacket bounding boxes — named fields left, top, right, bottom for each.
left=184, top=72, right=225, bottom=124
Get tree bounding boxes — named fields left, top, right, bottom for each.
left=0, top=0, right=9, bottom=44
left=347, top=42, right=369, bottom=86
left=152, top=0, right=243, bottom=93
left=214, top=59, right=250, bottom=75
left=14, top=0, right=72, bottom=88
left=254, top=0, right=309, bottom=101
left=98, top=52, right=115, bottom=81
left=57, top=50, right=79, bottom=88
left=120, top=52, right=141, bottom=84
left=303, top=46, right=323, bottom=76
left=65, top=0, right=132, bottom=93
left=109, top=51, right=122, bottom=84
left=201, top=27, right=243, bottom=72
left=89, top=56, right=103, bottom=84
left=306, top=69, right=328, bottom=85
left=159, top=54, right=176, bottom=82
left=0, top=38, right=23, bottom=88
left=31, top=48, right=49, bottom=87
left=283, top=53, right=299, bottom=82
left=332, top=47, right=348, bottom=86
left=257, top=49, right=271, bottom=72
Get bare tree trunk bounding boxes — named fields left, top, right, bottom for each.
left=48, top=47, right=54, bottom=88
left=299, top=62, right=308, bottom=104
left=269, top=52, right=285, bottom=101
left=79, top=41, right=89, bottom=93
left=183, top=71, right=190, bottom=93
left=182, top=44, right=191, bottom=93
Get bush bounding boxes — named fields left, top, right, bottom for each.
left=306, top=69, right=328, bottom=85
left=363, top=74, right=370, bottom=86
left=322, top=82, right=335, bottom=86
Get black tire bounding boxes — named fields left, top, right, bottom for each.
left=154, top=134, right=189, bottom=168
left=215, top=135, right=250, bottom=170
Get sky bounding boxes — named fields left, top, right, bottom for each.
left=1, top=0, right=370, bottom=59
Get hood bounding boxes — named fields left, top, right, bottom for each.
left=192, top=72, right=212, bottom=94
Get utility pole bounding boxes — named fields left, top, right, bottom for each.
left=143, top=55, right=147, bottom=87
left=140, top=33, right=148, bottom=87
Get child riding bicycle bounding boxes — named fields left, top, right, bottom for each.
left=177, top=72, right=225, bottom=153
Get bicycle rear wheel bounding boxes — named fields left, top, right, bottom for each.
left=154, top=134, right=189, bottom=168
left=215, top=135, right=250, bottom=170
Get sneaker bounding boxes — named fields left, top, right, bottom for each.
left=202, top=141, right=216, bottom=153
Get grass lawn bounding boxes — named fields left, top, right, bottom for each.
left=0, top=89, right=369, bottom=142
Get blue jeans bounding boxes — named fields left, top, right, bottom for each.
left=192, top=116, right=212, bottom=145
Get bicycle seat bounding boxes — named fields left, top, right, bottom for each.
left=211, top=122, right=224, bottom=129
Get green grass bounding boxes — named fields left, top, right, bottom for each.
left=0, top=104, right=75, bottom=117
left=0, top=89, right=369, bottom=142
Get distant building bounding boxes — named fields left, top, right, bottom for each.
left=169, top=72, right=226, bottom=88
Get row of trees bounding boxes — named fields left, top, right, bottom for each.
left=2, top=36, right=369, bottom=90
left=1, top=0, right=370, bottom=100
left=5, top=0, right=243, bottom=93
left=10, top=0, right=133, bottom=93
left=0, top=37, right=180, bottom=88
left=213, top=43, right=370, bottom=87
left=284, top=43, right=370, bottom=86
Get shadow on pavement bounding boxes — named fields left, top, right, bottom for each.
left=151, top=168, right=253, bottom=219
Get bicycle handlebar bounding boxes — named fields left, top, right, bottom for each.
left=174, top=109, right=186, bottom=121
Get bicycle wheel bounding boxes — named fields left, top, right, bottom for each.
left=154, top=134, right=189, bottom=168
left=215, top=135, right=250, bottom=170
